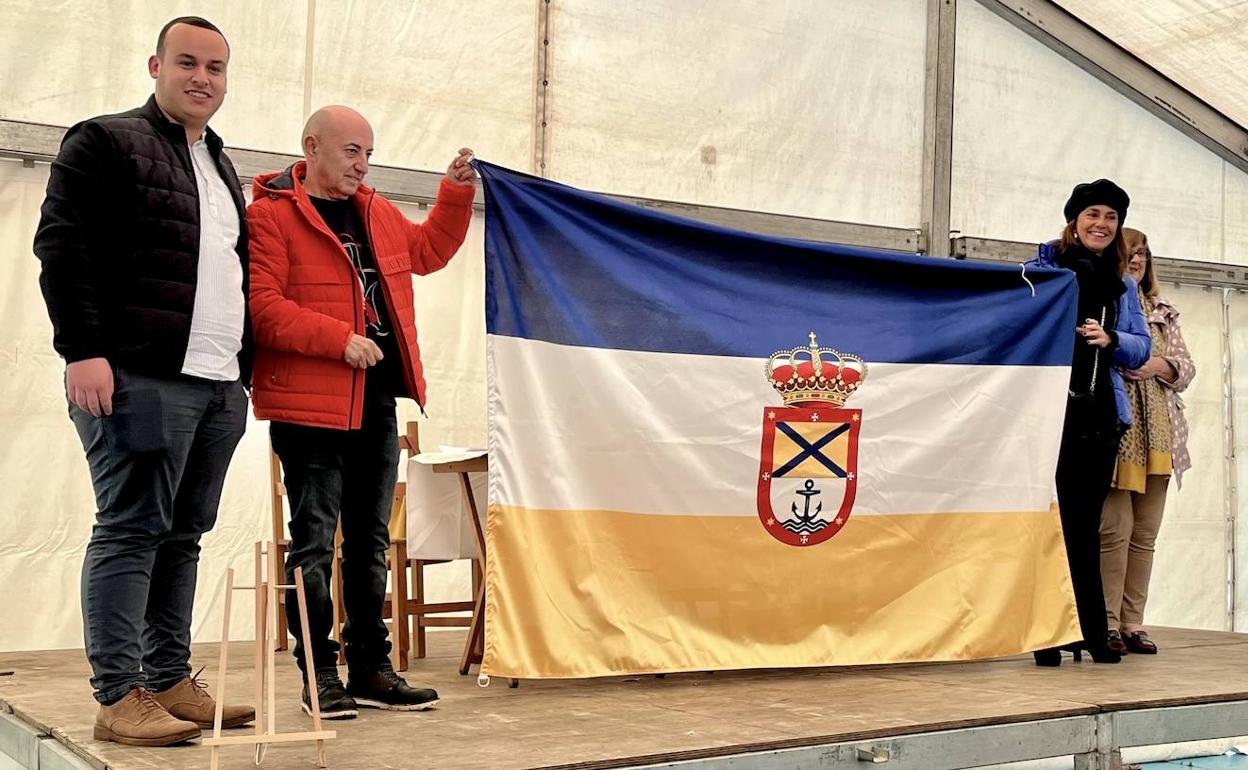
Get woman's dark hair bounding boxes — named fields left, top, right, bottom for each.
left=1056, top=218, right=1128, bottom=278
left=1123, top=228, right=1159, bottom=298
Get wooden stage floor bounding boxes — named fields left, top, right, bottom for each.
left=1, top=628, right=1246, bottom=770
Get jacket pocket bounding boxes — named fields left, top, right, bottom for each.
left=273, top=354, right=292, bottom=387
left=260, top=354, right=291, bottom=388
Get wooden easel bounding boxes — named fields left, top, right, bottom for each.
left=205, top=541, right=336, bottom=769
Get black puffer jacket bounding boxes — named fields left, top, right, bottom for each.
left=34, top=96, right=253, bottom=381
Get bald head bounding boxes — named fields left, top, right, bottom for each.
left=301, top=105, right=374, bottom=200
left=303, top=105, right=371, bottom=145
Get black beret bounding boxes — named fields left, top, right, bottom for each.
left=1063, top=178, right=1129, bottom=224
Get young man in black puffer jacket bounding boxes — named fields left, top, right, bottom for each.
left=33, top=16, right=254, bottom=747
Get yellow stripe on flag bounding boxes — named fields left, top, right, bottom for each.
left=482, top=505, right=1079, bottom=678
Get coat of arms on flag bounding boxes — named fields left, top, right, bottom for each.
left=758, top=333, right=867, bottom=547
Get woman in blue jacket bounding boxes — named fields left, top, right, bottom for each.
left=1027, top=179, right=1150, bottom=666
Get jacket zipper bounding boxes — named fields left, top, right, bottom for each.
left=179, top=141, right=201, bottom=360
left=363, top=192, right=424, bottom=412
left=1069, top=305, right=1108, bottom=398
left=300, top=193, right=364, bottom=429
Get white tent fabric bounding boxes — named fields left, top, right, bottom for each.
left=1145, top=284, right=1231, bottom=631
left=0, top=2, right=308, bottom=154
left=1056, top=0, right=1248, bottom=131
left=544, top=0, right=928, bottom=226
left=0, top=0, right=1245, bottom=652
left=1229, top=166, right=1248, bottom=263
left=0, top=1, right=537, bottom=166
left=952, top=0, right=1248, bottom=266
left=1231, top=290, right=1248, bottom=632
left=306, top=1, right=536, bottom=172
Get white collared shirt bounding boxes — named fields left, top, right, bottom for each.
left=181, top=138, right=245, bottom=381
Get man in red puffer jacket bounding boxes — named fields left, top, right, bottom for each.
left=247, top=105, right=476, bottom=719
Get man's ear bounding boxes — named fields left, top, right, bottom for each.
left=148, top=55, right=160, bottom=80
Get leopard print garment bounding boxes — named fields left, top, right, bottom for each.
left=1112, top=290, right=1173, bottom=494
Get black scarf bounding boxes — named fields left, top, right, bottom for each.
left=1056, top=243, right=1126, bottom=439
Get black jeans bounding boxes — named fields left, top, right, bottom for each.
left=70, top=368, right=247, bottom=704
left=1055, top=432, right=1119, bottom=648
left=271, top=394, right=399, bottom=674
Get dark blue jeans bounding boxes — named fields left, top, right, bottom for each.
left=270, top=394, right=398, bottom=674
left=70, top=367, right=247, bottom=705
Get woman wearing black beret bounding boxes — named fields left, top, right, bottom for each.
left=1026, top=179, right=1151, bottom=666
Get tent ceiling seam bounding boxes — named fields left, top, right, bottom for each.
left=975, top=0, right=1248, bottom=175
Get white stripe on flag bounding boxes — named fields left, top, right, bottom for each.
left=489, top=335, right=1068, bottom=517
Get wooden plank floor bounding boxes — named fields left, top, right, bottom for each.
left=1, top=628, right=1245, bottom=770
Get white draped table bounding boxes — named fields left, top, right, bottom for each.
left=404, top=448, right=488, bottom=674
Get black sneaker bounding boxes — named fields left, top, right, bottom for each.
left=301, top=668, right=358, bottom=720
left=346, top=666, right=439, bottom=712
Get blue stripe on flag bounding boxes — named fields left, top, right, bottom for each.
left=479, top=162, right=1076, bottom=366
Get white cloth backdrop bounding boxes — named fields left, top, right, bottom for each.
left=0, top=2, right=307, bottom=154
left=951, top=0, right=1248, bottom=267
left=307, top=0, right=536, bottom=173
left=1232, top=290, right=1248, bottom=632
left=1146, top=285, right=1231, bottom=631
left=1054, top=0, right=1248, bottom=131
left=0, top=0, right=1245, bottom=651
left=544, top=0, right=928, bottom=227
left=0, top=0, right=536, bottom=164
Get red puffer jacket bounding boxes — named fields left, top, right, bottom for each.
left=247, top=161, right=474, bottom=429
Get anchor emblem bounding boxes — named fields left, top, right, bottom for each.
left=783, top=480, right=829, bottom=535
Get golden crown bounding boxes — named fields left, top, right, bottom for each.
left=765, top=332, right=867, bottom=407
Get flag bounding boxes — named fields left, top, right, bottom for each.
left=477, top=161, right=1081, bottom=678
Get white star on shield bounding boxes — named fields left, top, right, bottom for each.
left=800, top=535, right=809, bottom=544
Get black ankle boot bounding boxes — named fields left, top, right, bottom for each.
left=1033, top=647, right=1061, bottom=667
left=1085, top=644, right=1122, bottom=664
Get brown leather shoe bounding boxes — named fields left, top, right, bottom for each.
left=152, top=669, right=255, bottom=729
left=1123, top=630, right=1158, bottom=655
left=1107, top=629, right=1129, bottom=655
left=93, top=686, right=201, bottom=747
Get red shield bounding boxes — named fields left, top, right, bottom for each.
left=757, top=406, right=860, bottom=547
